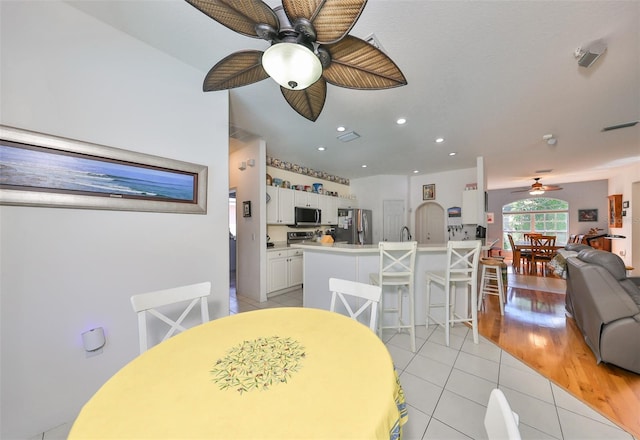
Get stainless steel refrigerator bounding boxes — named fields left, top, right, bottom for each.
left=336, top=208, right=373, bottom=244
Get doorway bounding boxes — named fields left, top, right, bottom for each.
left=414, top=202, right=445, bottom=243
left=229, top=189, right=237, bottom=301
left=382, top=200, right=405, bottom=241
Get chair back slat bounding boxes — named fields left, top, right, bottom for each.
left=130, top=281, right=211, bottom=353
left=329, top=278, right=382, bottom=332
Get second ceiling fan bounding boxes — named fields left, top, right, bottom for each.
left=185, top=0, right=407, bottom=121
left=512, top=178, right=563, bottom=195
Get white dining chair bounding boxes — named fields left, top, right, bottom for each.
left=329, top=278, right=382, bottom=332
left=425, top=240, right=481, bottom=346
left=369, top=241, right=418, bottom=351
left=484, top=388, right=522, bottom=440
left=130, top=281, right=211, bottom=353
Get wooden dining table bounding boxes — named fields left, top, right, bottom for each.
left=69, top=307, right=408, bottom=439
left=512, top=243, right=564, bottom=275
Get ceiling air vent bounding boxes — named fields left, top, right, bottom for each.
left=337, top=131, right=360, bottom=142
left=364, top=33, right=386, bottom=53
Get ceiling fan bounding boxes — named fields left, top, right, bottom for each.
left=511, top=178, right=563, bottom=195
left=185, top=0, right=407, bottom=121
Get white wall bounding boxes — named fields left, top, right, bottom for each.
left=350, top=175, right=409, bottom=244
left=230, top=138, right=267, bottom=301
left=349, top=168, right=479, bottom=243
left=607, top=162, right=640, bottom=273
left=0, top=2, right=229, bottom=438
left=409, top=167, right=478, bottom=236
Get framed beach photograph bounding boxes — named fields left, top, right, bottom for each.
left=0, top=125, right=207, bottom=214
left=578, top=209, right=598, bottom=222
left=423, top=184, right=436, bottom=200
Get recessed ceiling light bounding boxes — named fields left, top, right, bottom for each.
left=396, top=118, right=407, bottom=125
left=361, top=164, right=367, bottom=168
left=413, top=170, right=419, bottom=174
left=449, top=152, right=456, bottom=156
left=337, top=126, right=346, bottom=132
left=435, top=137, right=445, bottom=143
left=317, top=146, right=325, bottom=151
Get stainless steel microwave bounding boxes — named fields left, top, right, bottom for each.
left=293, top=206, right=321, bottom=227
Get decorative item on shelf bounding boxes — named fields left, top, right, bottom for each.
left=312, top=183, right=323, bottom=194
left=266, top=174, right=272, bottom=186
left=266, top=156, right=349, bottom=185
left=272, top=178, right=282, bottom=187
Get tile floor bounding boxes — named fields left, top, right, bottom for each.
left=39, top=275, right=635, bottom=440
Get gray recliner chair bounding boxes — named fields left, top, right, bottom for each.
left=565, top=248, right=640, bottom=373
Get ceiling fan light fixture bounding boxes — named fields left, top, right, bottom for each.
left=529, top=189, right=545, bottom=195
left=262, top=42, right=322, bottom=90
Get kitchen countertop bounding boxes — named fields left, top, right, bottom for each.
left=291, top=241, right=492, bottom=254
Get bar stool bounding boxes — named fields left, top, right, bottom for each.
left=478, top=258, right=506, bottom=315
left=425, top=240, right=482, bottom=346
left=369, top=241, right=418, bottom=352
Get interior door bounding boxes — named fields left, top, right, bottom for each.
left=383, top=200, right=405, bottom=242
left=415, top=202, right=445, bottom=244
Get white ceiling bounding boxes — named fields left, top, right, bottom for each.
left=67, top=0, right=639, bottom=190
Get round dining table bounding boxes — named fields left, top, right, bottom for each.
left=69, top=307, right=407, bottom=439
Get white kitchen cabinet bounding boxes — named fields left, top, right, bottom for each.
left=267, top=187, right=295, bottom=225
left=288, top=249, right=303, bottom=286
left=267, top=248, right=303, bottom=294
left=462, top=189, right=479, bottom=224
left=294, top=191, right=318, bottom=208
left=319, top=195, right=338, bottom=225
left=338, top=197, right=357, bottom=209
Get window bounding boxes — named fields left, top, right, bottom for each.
left=503, top=198, right=569, bottom=248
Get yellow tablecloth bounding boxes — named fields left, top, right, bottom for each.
left=70, top=307, right=407, bottom=439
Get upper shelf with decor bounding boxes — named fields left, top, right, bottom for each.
left=267, top=156, right=349, bottom=185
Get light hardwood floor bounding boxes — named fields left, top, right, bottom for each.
left=477, top=271, right=640, bottom=438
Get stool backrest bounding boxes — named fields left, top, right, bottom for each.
left=377, top=241, right=418, bottom=286
left=445, top=240, right=482, bottom=283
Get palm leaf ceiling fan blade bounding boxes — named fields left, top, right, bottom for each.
left=280, top=79, right=327, bottom=121
left=185, top=0, right=278, bottom=38
left=322, top=36, right=408, bottom=89
left=186, top=0, right=406, bottom=119
left=203, top=51, right=270, bottom=91
left=282, top=0, right=367, bottom=44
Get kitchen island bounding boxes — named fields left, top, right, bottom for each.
left=291, top=241, right=489, bottom=327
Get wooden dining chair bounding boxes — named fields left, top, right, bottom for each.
left=530, top=235, right=556, bottom=276
left=130, top=281, right=211, bottom=353
left=507, top=234, right=530, bottom=274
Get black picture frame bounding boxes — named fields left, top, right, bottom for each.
left=243, top=201, right=252, bottom=217
left=623, top=201, right=629, bottom=208
left=578, top=209, right=598, bottom=222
